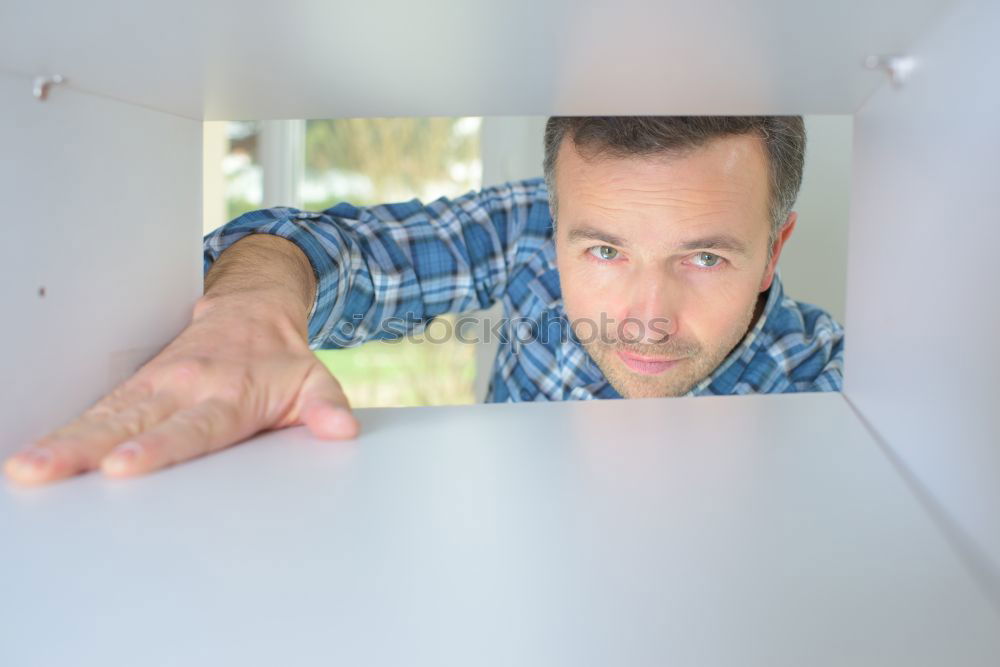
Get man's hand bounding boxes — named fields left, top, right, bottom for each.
left=4, top=234, right=359, bottom=485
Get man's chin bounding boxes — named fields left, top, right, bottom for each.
left=599, top=357, right=702, bottom=399
left=613, top=380, right=693, bottom=399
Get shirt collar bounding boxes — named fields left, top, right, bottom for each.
left=683, top=268, right=785, bottom=396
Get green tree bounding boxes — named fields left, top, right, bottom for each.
left=304, top=117, right=479, bottom=205
left=301, top=117, right=483, bottom=408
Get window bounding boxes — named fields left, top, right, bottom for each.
left=224, top=121, right=263, bottom=221
left=206, top=117, right=483, bottom=408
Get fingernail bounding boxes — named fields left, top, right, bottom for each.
left=103, top=441, right=143, bottom=474
left=8, top=448, right=52, bottom=476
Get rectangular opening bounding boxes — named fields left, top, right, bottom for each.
left=203, top=114, right=851, bottom=408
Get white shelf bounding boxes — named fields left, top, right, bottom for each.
left=0, top=0, right=951, bottom=119
left=2, top=392, right=997, bottom=665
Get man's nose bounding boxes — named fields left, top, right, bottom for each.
left=621, top=273, right=678, bottom=344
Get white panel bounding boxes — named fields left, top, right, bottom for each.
left=202, top=121, right=228, bottom=235
left=481, top=116, right=547, bottom=185
left=0, top=70, right=202, bottom=455
left=2, top=393, right=998, bottom=665
left=0, top=0, right=949, bottom=120
left=259, top=119, right=305, bottom=209
left=778, top=115, right=851, bottom=324
left=845, top=0, right=1000, bottom=577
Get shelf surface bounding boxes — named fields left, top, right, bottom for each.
left=1, top=392, right=997, bottom=665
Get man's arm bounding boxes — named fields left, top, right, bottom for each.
left=202, top=178, right=552, bottom=348
left=202, top=233, right=316, bottom=316
left=4, top=234, right=357, bottom=484
left=5, top=178, right=549, bottom=484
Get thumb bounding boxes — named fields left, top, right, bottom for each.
left=297, top=367, right=360, bottom=440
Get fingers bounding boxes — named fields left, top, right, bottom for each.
left=83, top=382, right=155, bottom=420
left=4, top=354, right=362, bottom=485
left=4, top=392, right=179, bottom=485
left=98, top=377, right=359, bottom=478
left=101, top=398, right=245, bottom=478
left=298, top=367, right=360, bottom=440
left=302, top=402, right=360, bottom=440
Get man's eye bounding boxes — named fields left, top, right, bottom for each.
left=589, top=245, right=619, bottom=261
left=692, top=252, right=722, bottom=268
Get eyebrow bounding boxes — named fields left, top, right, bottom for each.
left=565, top=226, right=628, bottom=247
left=675, top=234, right=750, bottom=257
left=565, top=226, right=750, bottom=257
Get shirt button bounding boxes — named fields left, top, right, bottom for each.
left=520, top=389, right=533, bottom=400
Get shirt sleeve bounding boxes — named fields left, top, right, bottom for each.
left=806, top=335, right=844, bottom=392
left=202, top=177, right=551, bottom=349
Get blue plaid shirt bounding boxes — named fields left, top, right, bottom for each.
left=203, top=178, right=844, bottom=401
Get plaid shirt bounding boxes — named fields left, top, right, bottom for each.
left=203, top=178, right=844, bottom=402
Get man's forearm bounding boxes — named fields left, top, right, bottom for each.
left=200, top=234, right=318, bottom=327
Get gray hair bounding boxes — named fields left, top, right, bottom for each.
left=542, top=116, right=806, bottom=254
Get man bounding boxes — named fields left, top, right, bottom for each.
left=4, top=116, right=843, bottom=485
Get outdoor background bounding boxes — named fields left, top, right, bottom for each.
left=202, top=116, right=850, bottom=409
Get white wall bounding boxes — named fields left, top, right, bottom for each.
left=0, top=70, right=203, bottom=454
left=845, top=0, right=1000, bottom=585
left=782, top=116, right=851, bottom=324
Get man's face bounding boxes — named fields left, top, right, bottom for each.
left=553, top=134, right=795, bottom=398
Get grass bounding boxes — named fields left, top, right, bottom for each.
left=314, top=316, right=477, bottom=408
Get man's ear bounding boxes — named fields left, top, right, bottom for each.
left=759, top=212, right=797, bottom=292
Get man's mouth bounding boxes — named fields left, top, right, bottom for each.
left=615, top=349, right=683, bottom=375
